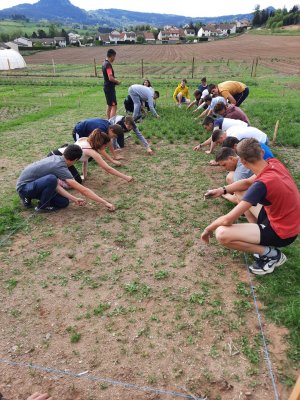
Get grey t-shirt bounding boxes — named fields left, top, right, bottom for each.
left=16, top=155, right=73, bottom=192
left=233, top=158, right=253, bottom=182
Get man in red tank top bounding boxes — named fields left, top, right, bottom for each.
left=201, top=139, right=300, bottom=275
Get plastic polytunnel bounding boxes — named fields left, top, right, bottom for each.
left=0, top=49, right=27, bottom=70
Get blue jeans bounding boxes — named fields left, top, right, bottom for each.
left=18, top=174, right=69, bottom=209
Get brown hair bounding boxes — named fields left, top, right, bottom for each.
left=211, top=129, right=225, bottom=142
left=109, top=124, right=124, bottom=136
left=87, top=128, right=110, bottom=150
left=214, top=102, right=226, bottom=113
left=236, top=138, right=263, bottom=163
left=215, top=147, right=236, bottom=162
left=124, top=115, right=135, bottom=129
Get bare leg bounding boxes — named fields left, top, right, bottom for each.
left=109, top=105, right=117, bottom=119
left=106, top=106, right=112, bottom=119
left=215, top=223, right=265, bottom=255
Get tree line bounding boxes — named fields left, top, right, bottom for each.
left=252, top=5, right=299, bottom=28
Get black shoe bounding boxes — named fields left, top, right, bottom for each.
left=34, top=206, right=58, bottom=213
left=249, top=249, right=287, bottom=275
left=20, top=196, right=33, bottom=208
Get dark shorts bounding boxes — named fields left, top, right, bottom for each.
left=257, top=207, right=298, bottom=247
left=104, top=86, right=117, bottom=106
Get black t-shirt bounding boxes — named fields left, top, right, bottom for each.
left=102, top=59, right=115, bottom=88
left=242, top=181, right=271, bottom=206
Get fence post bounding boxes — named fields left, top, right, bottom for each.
left=272, top=120, right=279, bottom=144
left=52, top=58, right=56, bottom=75
left=191, top=56, right=195, bottom=79
left=141, top=59, right=144, bottom=78
left=93, top=58, right=97, bottom=77
left=288, top=374, right=300, bottom=400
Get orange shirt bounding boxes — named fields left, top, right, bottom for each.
left=218, top=81, right=247, bottom=99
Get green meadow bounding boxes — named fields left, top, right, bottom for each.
left=0, top=59, right=299, bottom=396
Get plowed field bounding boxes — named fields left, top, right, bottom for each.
left=24, top=34, right=300, bottom=75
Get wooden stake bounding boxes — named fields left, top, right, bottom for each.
left=288, top=374, right=300, bottom=400
left=52, top=58, right=56, bottom=75
left=272, top=120, right=279, bottom=144
left=250, top=58, right=254, bottom=77
left=192, top=56, right=195, bottom=79
left=141, top=59, right=144, bottom=78
left=49, top=98, right=52, bottom=107
left=93, top=58, right=97, bottom=77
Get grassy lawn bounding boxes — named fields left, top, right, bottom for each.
left=0, top=61, right=299, bottom=399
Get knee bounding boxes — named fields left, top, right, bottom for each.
left=215, top=226, right=231, bottom=245
left=226, top=172, right=233, bottom=185
left=45, top=174, right=58, bottom=187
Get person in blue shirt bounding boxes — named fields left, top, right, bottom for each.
left=222, top=136, right=273, bottom=160
left=72, top=118, right=124, bottom=161
left=198, top=77, right=208, bottom=93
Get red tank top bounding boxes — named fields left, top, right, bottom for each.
left=256, top=158, right=300, bottom=239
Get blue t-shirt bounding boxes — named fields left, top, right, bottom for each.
left=260, top=143, right=273, bottom=160
left=74, top=118, right=110, bottom=138
left=243, top=181, right=271, bottom=206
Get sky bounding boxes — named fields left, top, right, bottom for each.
left=0, top=0, right=298, bottom=17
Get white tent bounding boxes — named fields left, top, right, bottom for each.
left=0, top=49, right=26, bottom=70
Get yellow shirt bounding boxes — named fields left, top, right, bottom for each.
left=218, top=81, right=247, bottom=99
left=173, top=84, right=190, bottom=101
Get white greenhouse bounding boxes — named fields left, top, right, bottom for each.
left=0, top=49, right=27, bottom=70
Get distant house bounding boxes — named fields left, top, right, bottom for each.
left=13, top=37, right=32, bottom=47
left=184, top=28, right=195, bottom=37
left=198, top=23, right=236, bottom=38
left=108, top=30, right=136, bottom=43
left=236, top=19, right=251, bottom=32
left=4, top=41, right=19, bottom=51
left=32, top=38, right=55, bottom=46
left=143, top=31, right=156, bottom=43
left=97, top=33, right=110, bottom=44
left=68, top=32, right=82, bottom=45
left=124, top=31, right=136, bottom=43
left=54, top=37, right=67, bottom=47
left=158, top=28, right=180, bottom=43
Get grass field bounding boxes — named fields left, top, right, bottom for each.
left=0, top=60, right=299, bottom=399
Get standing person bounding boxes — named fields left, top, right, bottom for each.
left=50, top=129, right=133, bottom=183
left=102, top=49, right=121, bottom=119
left=72, top=118, right=124, bottom=162
left=17, top=144, right=115, bottom=213
left=208, top=81, right=249, bottom=107
left=173, top=79, right=190, bottom=107
left=128, top=84, right=160, bottom=121
left=201, top=139, right=300, bottom=275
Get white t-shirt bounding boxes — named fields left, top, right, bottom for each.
left=217, top=118, right=248, bottom=131
left=226, top=126, right=268, bottom=144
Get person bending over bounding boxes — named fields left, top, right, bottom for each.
left=50, top=129, right=133, bottom=184
left=215, top=146, right=253, bottom=204
left=193, top=116, right=247, bottom=153
left=109, top=115, right=153, bottom=154
left=201, top=139, right=300, bottom=275
left=17, top=144, right=115, bottom=212
left=222, top=136, right=273, bottom=160
left=208, top=81, right=249, bottom=107
left=214, top=102, right=250, bottom=125
left=208, top=125, right=268, bottom=154
left=128, top=84, right=160, bottom=121
left=72, top=118, right=124, bottom=161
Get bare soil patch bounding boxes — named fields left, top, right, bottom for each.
left=23, top=35, right=300, bottom=75
left=0, top=142, right=296, bottom=399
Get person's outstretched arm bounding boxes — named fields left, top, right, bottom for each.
left=27, top=393, right=52, bottom=400
left=85, top=149, right=133, bottom=182
left=65, top=179, right=115, bottom=211
left=99, top=148, right=122, bottom=166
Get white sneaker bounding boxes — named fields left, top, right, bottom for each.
left=249, top=249, right=287, bottom=275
